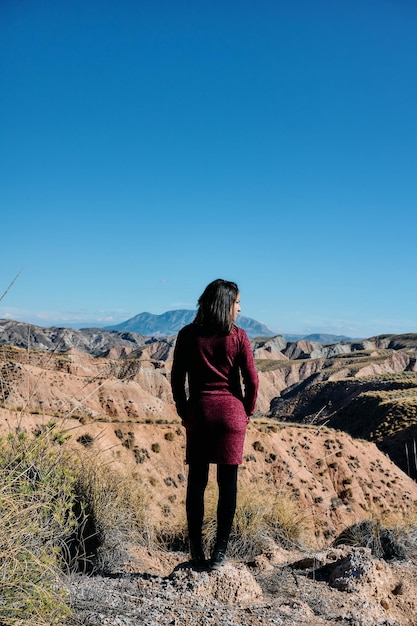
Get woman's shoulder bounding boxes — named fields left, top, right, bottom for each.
left=233, top=325, right=249, bottom=339
left=178, top=323, right=204, bottom=340
left=179, top=324, right=249, bottom=342
left=175, top=325, right=196, bottom=350
left=178, top=323, right=195, bottom=336
left=229, top=325, right=251, bottom=347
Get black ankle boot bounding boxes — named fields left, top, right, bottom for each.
left=189, top=539, right=207, bottom=569
left=210, top=539, right=228, bottom=570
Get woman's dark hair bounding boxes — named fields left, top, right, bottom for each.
left=194, top=278, right=239, bottom=335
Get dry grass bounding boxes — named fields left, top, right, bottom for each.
left=0, top=423, right=153, bottom=623
left=379, top=505, right=417, bottom=561
left=71, top=448, right=153, bottom=572
left=332, top=502, right=417, bottom=562
left=0, top=429, right=77, bottom=625
left=195, top=480, right=315, bottom=561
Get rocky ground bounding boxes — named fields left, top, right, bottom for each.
left=67, top=544, right=417, bottom=626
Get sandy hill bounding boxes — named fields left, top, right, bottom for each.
left=1, top=338, right=417, bottom=539
left=2, top=336, right=417, bottom=624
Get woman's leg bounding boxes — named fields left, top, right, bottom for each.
left=211, top=464, right=238, bottom=568
left=186, top=462, right=209, bottom=563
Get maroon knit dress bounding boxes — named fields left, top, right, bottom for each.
left=171, top=324, right=259, bottom=465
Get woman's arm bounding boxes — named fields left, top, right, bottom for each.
left=170, top=328, right=189, bottom=420
left=239, top=330, right=259, bottom=416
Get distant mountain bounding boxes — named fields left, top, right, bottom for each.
left=302, top=333, right=357, bottom=344
left=0, top=319, right=150, bottom=355
left=104, top=310, right=276, bottom=339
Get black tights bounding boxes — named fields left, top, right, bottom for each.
left=186, top=463, right=238, bottom=546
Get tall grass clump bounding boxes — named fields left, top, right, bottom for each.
left=0, top=424, right=153, bottom=624
left=201, top=482, right=313, bottom=561
left=0, top=428, right=79, bottom=626
left=334, top=508, right=417, bottom=561
left=159, top=481, right=314, bottom=560
left=71, top=449, right=152, bottom=573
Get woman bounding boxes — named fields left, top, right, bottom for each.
left=171, top=278, right=259, bottom=570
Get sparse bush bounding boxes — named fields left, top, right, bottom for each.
left=164, top=431, right=175, bottom=442
left=339, top=488, right=353, bottom=501
left=77, top=433, right=94, bottom=447
left=151, top=442, right=161, bottom=453
left=122, top=437, right=134, bottom=449
left=333, top=517, right=410, bottom=560
left=134, top=447, right=150, bottom=464
left=253, top=440, right=264, bottom=452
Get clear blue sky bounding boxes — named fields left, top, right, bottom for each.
left=1, top=0, right=417, bottom=338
